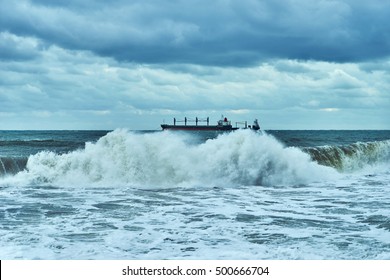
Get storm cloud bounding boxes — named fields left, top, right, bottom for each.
left=2, top=0, right=390, bottom=65
left=0, top=0, right=389, bottom=129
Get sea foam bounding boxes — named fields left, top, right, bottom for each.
left=13, top=129, right=337, bottom=188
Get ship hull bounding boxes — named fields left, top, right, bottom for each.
left=161, top=124, right=239, bottom=131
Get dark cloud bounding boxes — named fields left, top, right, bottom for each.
left=1, top=0, right=389, bottom=66
left=0, top=32, right=42, bottom=61
left=0, top=0, right=389, bottom=130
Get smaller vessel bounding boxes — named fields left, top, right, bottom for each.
left=161, top=116, right=260, bottom=131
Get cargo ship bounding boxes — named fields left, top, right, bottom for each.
left=161, top=116, right=260, bottom=131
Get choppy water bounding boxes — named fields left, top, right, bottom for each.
left=0, top=129, right=389, bottom=259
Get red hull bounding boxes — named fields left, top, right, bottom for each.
left=161, top=124, right=238, bottom=131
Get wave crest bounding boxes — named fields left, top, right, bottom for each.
left=12, top=129, right=337, bottom=187
left=305, top=140, right=390, bottom=172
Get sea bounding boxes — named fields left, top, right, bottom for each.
left=0, top=129, right=389, bottom=260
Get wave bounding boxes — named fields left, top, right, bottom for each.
left=0, top=157, right=28, bottom=176
left=0, top=139, right=78, bottom=148
left=1, top=129, right=338, bottom=187
left=304, top=140, right=390, bottom=172
left=0, top=139, right=56, bottom=145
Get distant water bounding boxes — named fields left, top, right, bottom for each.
left=0, top=129, right=389, bottom=259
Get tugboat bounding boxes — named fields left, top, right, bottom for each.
left=161, top=116, right=260, bottom=131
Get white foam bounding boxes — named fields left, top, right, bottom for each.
left=4, top=129, right=338, bottom=188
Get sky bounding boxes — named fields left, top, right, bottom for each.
left=0, top=0, right=389, bottom=130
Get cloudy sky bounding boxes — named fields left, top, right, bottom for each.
left=0, top=0, right=389, bottom=130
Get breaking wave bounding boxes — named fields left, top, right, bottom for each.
left=0, top=157, right=28, bottom=176
left=304, top=140, right=390, bottom=172
left=2, top=129, right=338, bottom=187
